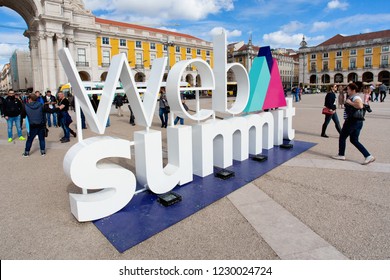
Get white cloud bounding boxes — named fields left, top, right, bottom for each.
left=209, top=27, right=242, bottom=39
left=262, top=31, right=325, bottom=48
left=85, top=0, right=234, bottom=21
left=327, top=0, right=349, bottom=10
left=281, top=21, right=305, bottom=33
left=310, top=21, right=331, bottom=32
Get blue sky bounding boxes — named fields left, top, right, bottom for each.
left=1, top=0, right=390, bottom=69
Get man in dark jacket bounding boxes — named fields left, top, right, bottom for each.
left=2, top=89, right=26, bottom=142
left=23, top=93, right=46, bottom=156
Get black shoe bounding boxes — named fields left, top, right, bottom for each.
left=61, top=138, right=70, bottom=143
left=161, top=124, right=164, bottom=128
left=321, top=134, right=329, bottom=138
left=22, top=151, right=29, bottom=157
left=41, top=150, right=46, bottom=156
left=70, top=131, right=77, bottom=137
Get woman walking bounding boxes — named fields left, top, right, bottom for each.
left=321, top=84, right=341, bottom=138
left=332, top=83, right=375, bottom=165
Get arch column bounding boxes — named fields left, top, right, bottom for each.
left=56, top=34, right=67, bottom=86
left=29, top=34, right=43, bottom=92
left=45, top=32, right=57, bottom=92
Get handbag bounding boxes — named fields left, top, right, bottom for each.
left=352, top=108, right=365, bottom=120
left=322, top=107, right=335, bottom=115
left=165, top=105, right=170, bottom=113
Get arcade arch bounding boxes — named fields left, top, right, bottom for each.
left=0, top=0, right=96, bottom=92
left=362, top=72, right=374, bottom=83
left=378, top=70, right=390, bottom=85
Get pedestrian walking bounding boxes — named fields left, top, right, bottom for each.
left=159, top=87, right=169, bottom=128
left=56, top=91, right=75, bottom=143
left=379, top=83, right=387, bottom=102
left=332, top=83, right=375, bottom=165
left=321, top=84, right=342, bottom=138
left=44, top=90, right=57, bottom=127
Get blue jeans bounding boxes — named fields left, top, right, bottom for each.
left=46, top=112, right=57, bottom=127
left=338, top=119, right=370, bottom=157
left=25, top=125, right=45, bottom=152
left=60, top=116, right=70, bottom=139
left=174, top=116, right=184, bottom=125
left=159, top=108, right=168, bottom=127
left=7, top=115, right=22, bottom=138
left=321, top=112, right=341, bottom=135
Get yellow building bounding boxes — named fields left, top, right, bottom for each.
left=92, top=18, right=213, bottom=86
left=299, top=30, right=390, bottom=89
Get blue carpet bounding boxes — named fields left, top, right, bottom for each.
left=93, top=140, right=316, bottom=253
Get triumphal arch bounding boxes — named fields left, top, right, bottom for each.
left=0, top=0, right=98, bottom=92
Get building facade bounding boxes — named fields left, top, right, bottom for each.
left=10, top=50, right=33, bottom=91
left=1, top=63, right=12, bottom=93
left=227, top=39, right=299, bottom=89
left=299, top=30, right=390, bottom=88
left=0, top=0, right=212, bottom=93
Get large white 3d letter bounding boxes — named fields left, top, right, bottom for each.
left=166, top=58, right=215, bottom=121
left=134, top=126, right=193, bottom=194
left=213, top=30, right=249, bottom=115
left=64, top=136, right=136, bottom=222
left=283, top=97, right=296, bottom=140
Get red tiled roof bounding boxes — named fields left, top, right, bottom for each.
left=95, top=17, right=202, bottom=41
left=318, top=29, right=390, bottom=46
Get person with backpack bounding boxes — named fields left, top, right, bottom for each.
left=22, top=93, right=46, bottom=157
left=2, top=89, right=26, bottom=142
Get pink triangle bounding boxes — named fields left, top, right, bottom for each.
left=262, top=58, right=287, bottom=110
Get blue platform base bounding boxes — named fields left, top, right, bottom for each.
left=93, top=140, right=316, bottom=253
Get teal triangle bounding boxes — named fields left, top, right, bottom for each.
left=244, top=57, right=271, bottom=113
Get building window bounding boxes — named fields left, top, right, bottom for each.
left=364, top=57, right=372, bottom=68
left=186, top=47, right=191, bottom=54
left=175, top=56, right=181, bottom=63
left=150, top=54, right=156, bottom=68
left=349, top=58, right=356, bottom=69
left=102, top=37, right=110, bottom=45
left=206, top=59, right=210, bottom=65
left=323, top=61, right=328, bottom=71
left=311, top=54, right=316, bottom=59
left=323, top=52, right=329, bottom=58
left=197, top=49, right=201, bottom=55
left=382, top=46, right=389, bottom=52
left=102, top=50, right=110, bottom=67
left=136, top=41, right=142, bottom=48
left=206, top=50, right=210, bottom=56
left=336, top=51, right=342, bottom=57
left=175, top=46, right=181, bottom=53
left=365, top=48, right=372, bottom=54
left=77, top=48, right=87, bottom=66
left=150, top=42, right=156, bottom=50
left=136, top=53, right=143, bottom=68
left=163, top=44, right=168, bottom=51
left=381, top=55, right=389, bottom=67
left=120, top=39, right=126, bottom=47
left=350, top=49, right=356, bottom=55
left=335, top=60, right=342, bottom=70
left=310, top=62, right=316, bottom=71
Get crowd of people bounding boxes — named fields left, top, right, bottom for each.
left=320, top=82, right=388, bottom=165
left=1, top=82, right=387, bottom=165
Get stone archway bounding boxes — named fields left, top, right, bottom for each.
left=348, top=72, right=358, bottom=83
left=378, top=70, right=390, bottom=86
left=362, top=72, right=374, bottom=83
left=0, top=0, right=96, bottom=93
left=134, top=72, right=145, bottom=82
left=79, top=71, right=91, bottom=81
left=309, top=75, right=316, bottom=84
left=185, top=74, right=194, bottom=86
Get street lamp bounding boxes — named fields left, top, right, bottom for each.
left=161, top=37, right=175, bottom=72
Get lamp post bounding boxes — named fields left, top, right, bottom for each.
left=161, top=37, right=175, bottom=73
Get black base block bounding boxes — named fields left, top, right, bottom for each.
left=215, top=169, right=235, bottom=180
left=251, top=154, right=268, bottom=162
left=157, top=192, right=182, bottom=207
left=280, top=143, right=293, bottom=149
